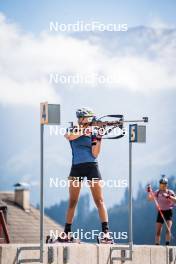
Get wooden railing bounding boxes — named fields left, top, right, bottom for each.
left=0, top=210, right=10, bottom=243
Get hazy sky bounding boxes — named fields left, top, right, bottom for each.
left=1, top=0, right=176, bottom=32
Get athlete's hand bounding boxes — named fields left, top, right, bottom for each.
left=96, top=133, right=103, bottom=141
left=91, top=133, right=102, bottom=143
left=146, top=184, right=151, bottom=193
left=91, top=134, right=98, bottom=145
left=83, top=127, right=92, bottom=136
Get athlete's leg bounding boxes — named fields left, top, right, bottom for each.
left=64, top=178, right=82, bottom=233
left=165, top=220, right=172, bottom=245
left=89, top=180, right=108, bottom=223
left=155, top=223, right=163, bottom=245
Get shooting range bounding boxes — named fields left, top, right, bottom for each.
left=38, top=102, right=148, bottom=263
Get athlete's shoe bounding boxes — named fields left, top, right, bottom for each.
left=46, top=235, right=58, bottom=244
left=96, top=232, right=114, bottom=244
left=46, top=232, right=80, bottom=244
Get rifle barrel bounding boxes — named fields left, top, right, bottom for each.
left=81, top=117, right=148, bottom=127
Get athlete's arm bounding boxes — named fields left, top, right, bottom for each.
left=92, top=140, right=102, bottom=158
left=65, top=133, right=82, bottom=141
left=162, top=192, right=176, bottom=203
left=146, top=184, right=154, bottom=201
left=65, top=126, right=84, bottom=141
left=169, top=196, right=176, bottom=203
left=91, top=132, right=102, bottom=157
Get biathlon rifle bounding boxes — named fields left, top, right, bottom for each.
left=69, top=115, right=148, bottom=140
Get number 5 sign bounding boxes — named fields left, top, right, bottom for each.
left=129, top=124, right=146, bottom=143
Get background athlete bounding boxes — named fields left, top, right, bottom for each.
left=147, top=176, right=176, bottom=245
left=59, top=107, right=113, bottom=243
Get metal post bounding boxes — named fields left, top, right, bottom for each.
left=40, top=124, right=44, bottom=263
left=129, top=141, right=133, bottom=248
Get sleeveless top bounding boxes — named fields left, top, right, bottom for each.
left=69, top=135, right=97, bottom=165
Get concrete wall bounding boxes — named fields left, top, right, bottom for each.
left=0, top=244, right=176, bottom=264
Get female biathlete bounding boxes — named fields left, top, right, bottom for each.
left=59, top=107, right=113, bottom=243
left=147, top=176, right=176, bottom=245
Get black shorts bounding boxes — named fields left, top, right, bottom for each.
left=156, top=209, right=173, bottom=224
left=69, top=162, right=102, bottom=182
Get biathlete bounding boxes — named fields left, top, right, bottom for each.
left=147, top=176, right=176, bottom=245
left=59, top=107, right=113, bottom=243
